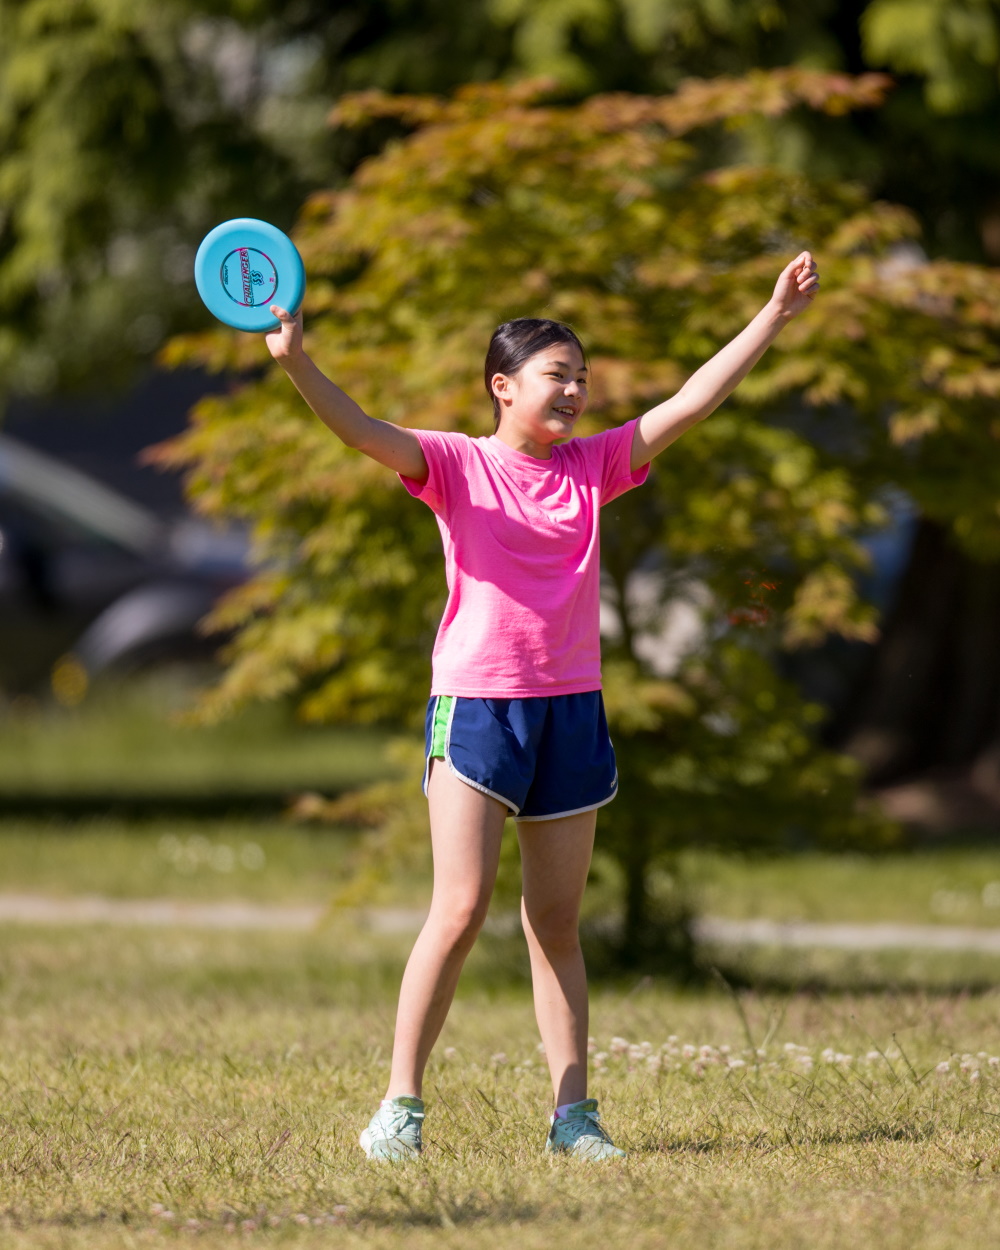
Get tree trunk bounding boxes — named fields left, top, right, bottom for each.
left=839, top=517, right=1000, bottom=783
left=619, top=823, right=650, bottom=964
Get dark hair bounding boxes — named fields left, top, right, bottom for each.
left=484, top=318, right=587, bottom=430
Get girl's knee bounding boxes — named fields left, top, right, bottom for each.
left=428, top=896, right=490, bottom=949
left=522, top=900, right=581, bottom=953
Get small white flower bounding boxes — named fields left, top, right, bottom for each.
left=443, top=1047, right=457, bottom=1060
left=719, top=1044, right=731, bottom=1055
left=728, top=1057, right=746, bottom=1070
left=609, top=1036, right=630, bottom=1056
left=970, top=1069, right=981, bottom=1082
left=240, top=841, right=266, bottom=870
left=491, top=1052, right=508, bottom=1065
left=593, top=1051, right=609, bottom=1069
left=587, top=1037, right=597, bottom=1054
left=646, top=1054, right=662, bottom=1073
left=988, top=1056, right=999, bottom=1068
left=681, top=1044, right=696, bottom=1059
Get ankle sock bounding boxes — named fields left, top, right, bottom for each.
left=555, top=1101, right=578, bottom=1119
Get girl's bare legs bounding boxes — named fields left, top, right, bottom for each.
left=517, top=809, right=597, bottom=1107
left=385, top=761, right=508, bottom=1099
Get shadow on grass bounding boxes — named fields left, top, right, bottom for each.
left=653, top=1119, right=934, bottom=1154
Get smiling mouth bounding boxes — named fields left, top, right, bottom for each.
left=553, top=407, right=577, bottom=418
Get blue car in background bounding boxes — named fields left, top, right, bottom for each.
left=0, top=433, right=248, bottom=696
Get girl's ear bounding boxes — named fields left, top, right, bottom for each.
left=491, top=372, right=511, bottom=402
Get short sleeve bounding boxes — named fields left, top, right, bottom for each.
left=593, top=418, right=649, bottom=505
left=398, top=429, right=470, bottom=518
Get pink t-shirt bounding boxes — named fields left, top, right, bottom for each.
left=399, top=419, right=649, bottom=697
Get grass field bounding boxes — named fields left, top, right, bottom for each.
left=5, top=818, right=1000, bottom=926
left=0, top=679, right=396, bottom=797
left=4, top=687, right=1000, bottom=1246
left=2, top=919, right=1000, bottom=1249
left=4, top=829, right=1000, bottom=1247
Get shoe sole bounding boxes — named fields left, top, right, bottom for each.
left=546, top=1140, right=626, bottom=1160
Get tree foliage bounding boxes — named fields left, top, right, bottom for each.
left=3, top=1, right=999, bottom=405
left=151, top=70, right=1000, bottom=937
left=0, top=0, right=514, bottom=397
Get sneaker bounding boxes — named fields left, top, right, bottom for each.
left=545, top=1098, right=626, bottom=1160
left=359, top=1095, right=425, bottom=1160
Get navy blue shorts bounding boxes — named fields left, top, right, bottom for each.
left=423, top=692, right=618, bottom=821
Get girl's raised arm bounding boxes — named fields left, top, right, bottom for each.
left=630, top=251, right=819, bottom=472
left=266, top=305, right=429, bottom=483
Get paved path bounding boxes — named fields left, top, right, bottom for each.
left=692, top=916, right=1000, bottom=955
left=3, top=893, right=1000, bottom=954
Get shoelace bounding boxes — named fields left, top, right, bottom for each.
left=560, top=1109, right=612, bottom=1144
left=375, top=1104, right=424, bottom=1142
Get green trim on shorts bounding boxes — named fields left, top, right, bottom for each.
left=430, top=695, right=455, bottom=758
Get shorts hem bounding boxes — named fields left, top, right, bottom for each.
left=424, top=696, right=522, bottom=814
left=444, top=757, right=521, bottom=814
left=515, top=783, right=618, bottom=823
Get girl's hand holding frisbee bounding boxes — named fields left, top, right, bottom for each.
left=770, top=250, right=820, bottom=319
left=265, top=304, right=303, bottom=362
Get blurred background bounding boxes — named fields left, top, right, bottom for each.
left=3, top=0, right=1000, bottom=979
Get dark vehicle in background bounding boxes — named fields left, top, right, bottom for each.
left=0, top=433, right=248, bottom=694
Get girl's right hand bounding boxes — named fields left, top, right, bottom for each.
left=265, top=304, right=303, bottom=362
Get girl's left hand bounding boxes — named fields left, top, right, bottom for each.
left=770, top=251, right=820, bottom=319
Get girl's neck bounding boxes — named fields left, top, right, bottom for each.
left=493, top=421, right=555, bottom=461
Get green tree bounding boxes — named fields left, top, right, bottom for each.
left=0, top=0, right=514, bottom=397
left=150, top=70, right=1000, bottom=947
left=4, top=1, right=999, bottom=403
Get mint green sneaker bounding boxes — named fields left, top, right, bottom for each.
left=359, top=1096, right=424, bottom=1160
left=546, top=1099, right=626, bottom=1159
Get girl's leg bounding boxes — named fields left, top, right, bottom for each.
left=385, top=761, right=508, bottom=1099
left=517, top=809, right=597, bottom=1107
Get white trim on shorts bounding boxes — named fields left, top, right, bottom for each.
left=514, top=775, right=619, bottom=823
left=424, top=694, right=522, bottom=815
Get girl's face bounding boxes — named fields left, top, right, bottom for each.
left=491, top=342, right=589, bottom=454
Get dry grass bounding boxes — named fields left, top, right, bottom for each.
left=2, top=920, right=1000, bottom=1249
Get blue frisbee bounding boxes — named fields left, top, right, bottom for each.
left=194, top=217, right=306, bottom=332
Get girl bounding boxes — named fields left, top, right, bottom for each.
left=265, top=250, right=819, bottom=1160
